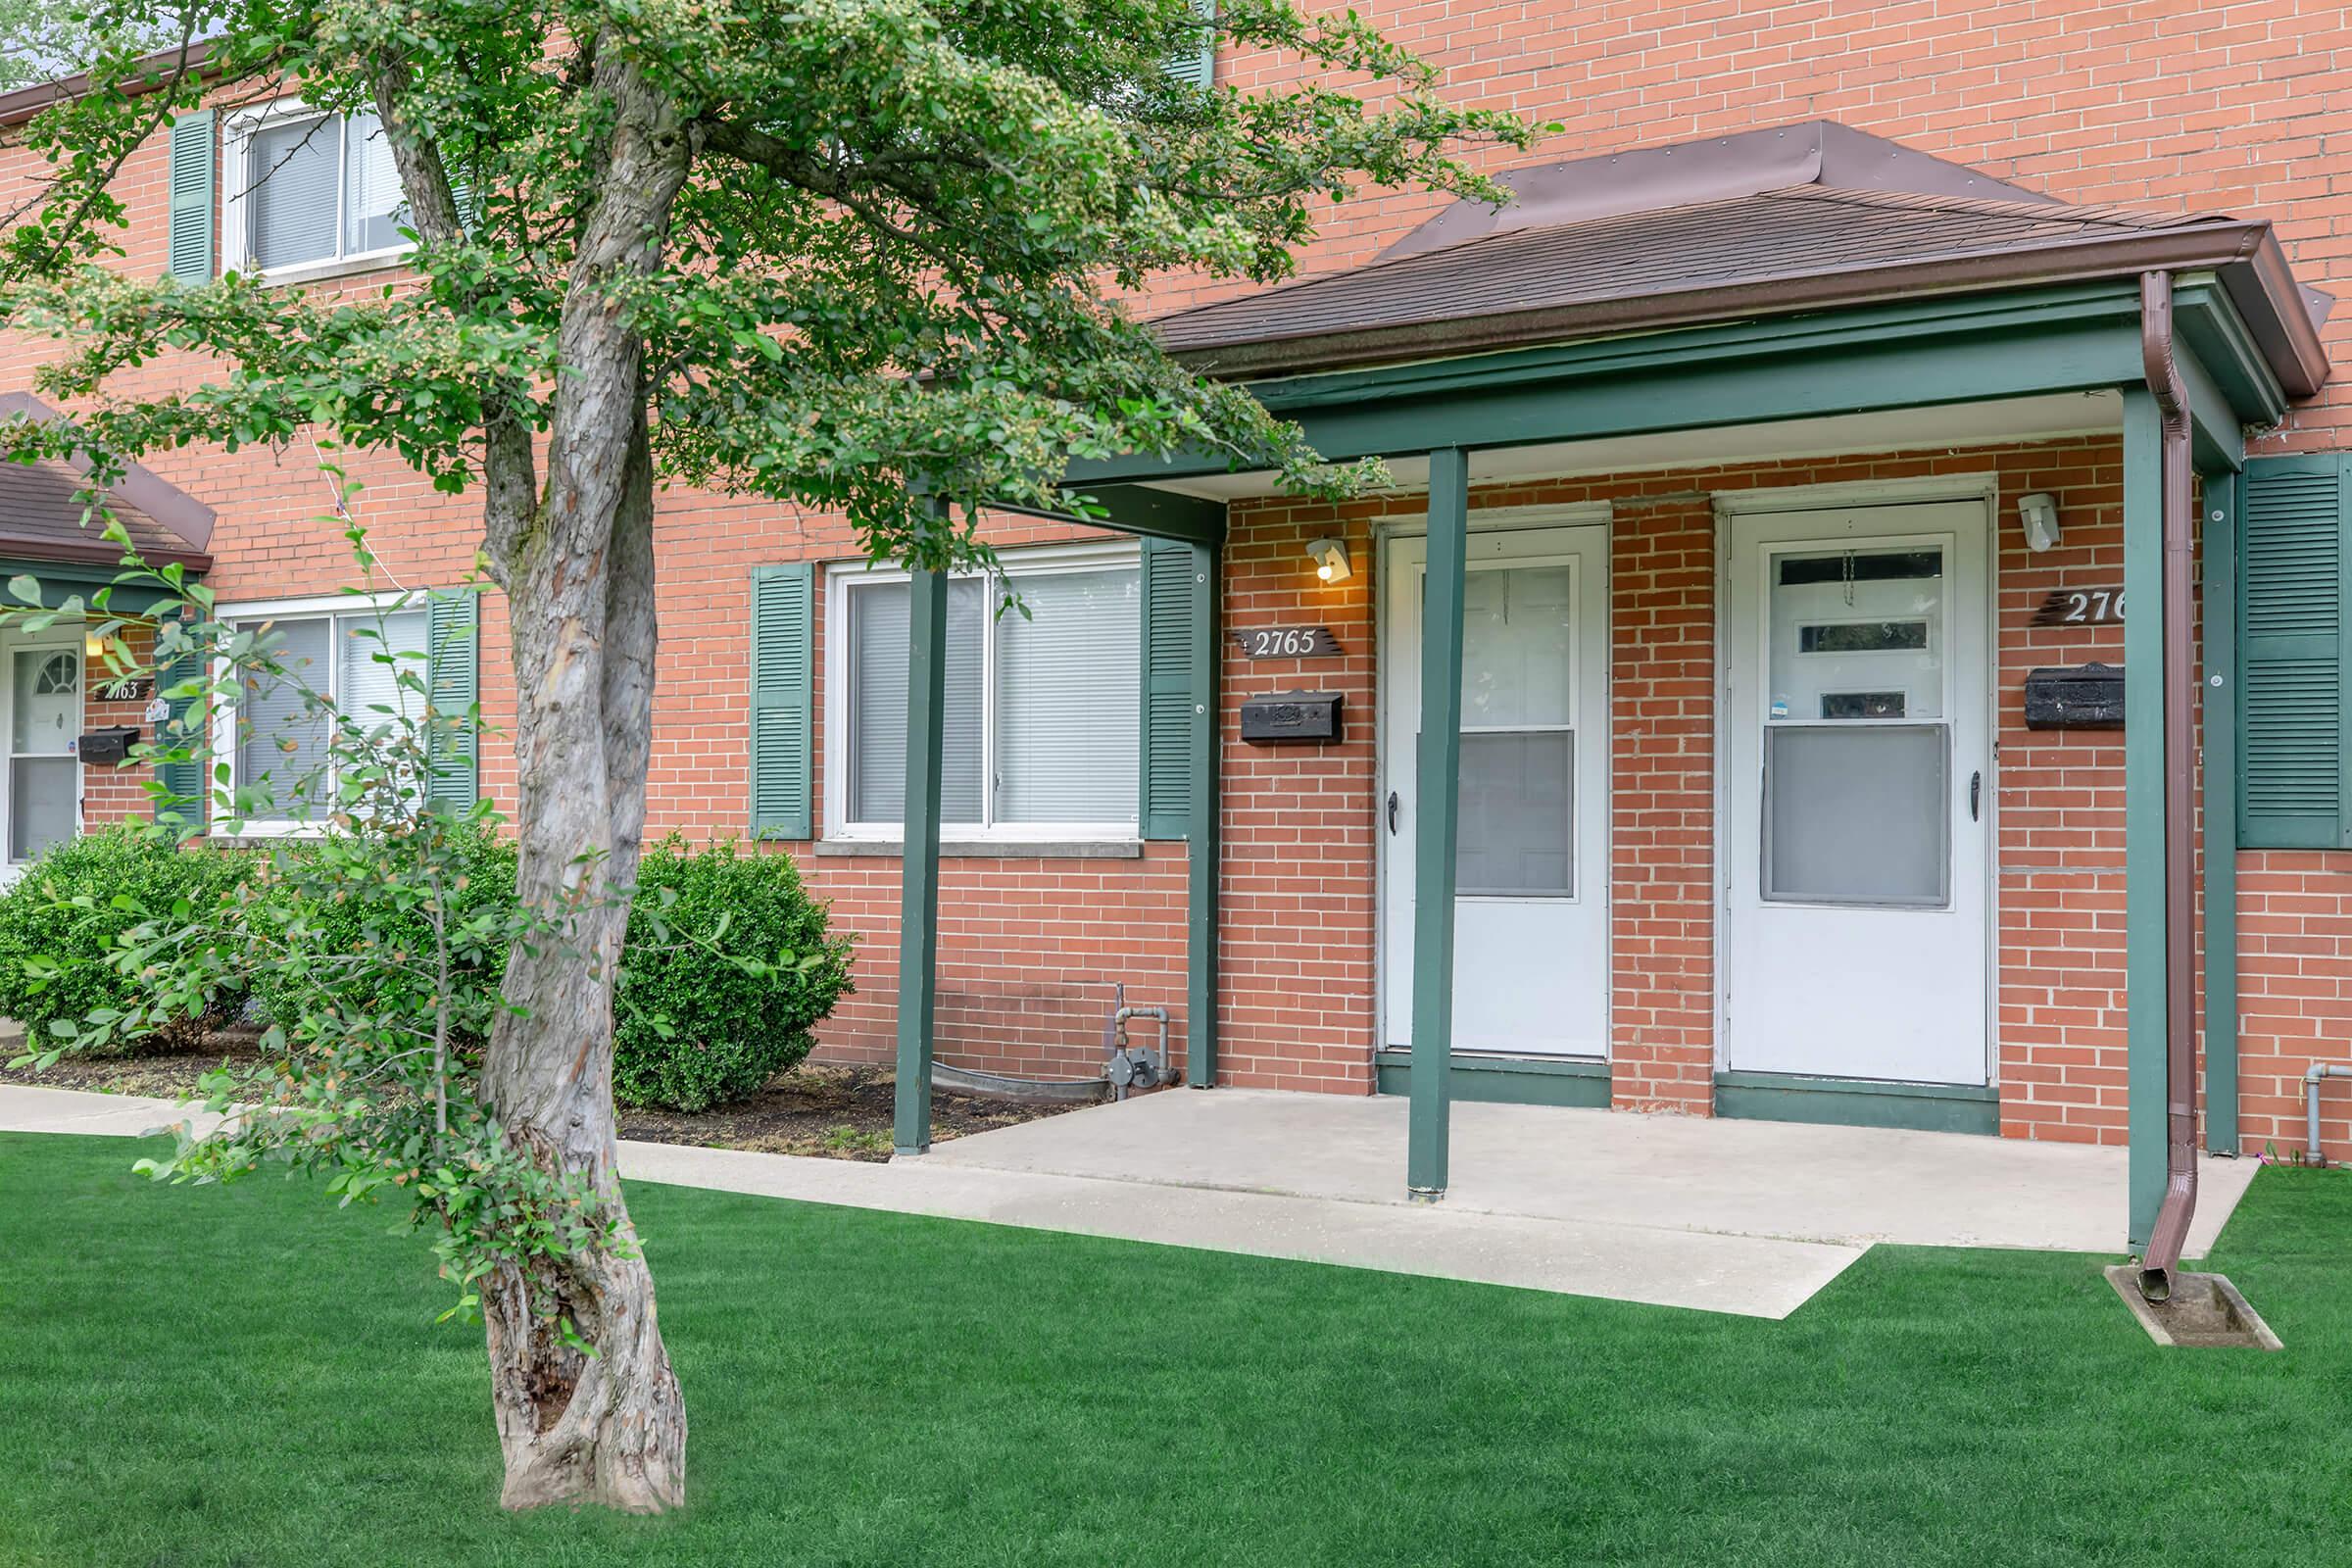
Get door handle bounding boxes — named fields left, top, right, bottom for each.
left=1386, top=790, right=1400, bottom=834
left=1970, top=770, right=1983, bottom=822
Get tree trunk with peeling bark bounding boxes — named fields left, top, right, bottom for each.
left=464, top=60, right=694, bottom=1514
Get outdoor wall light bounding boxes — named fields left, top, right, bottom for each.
left=2018, top=492, right=2063, bottom=554
left=82, top=632, right=105, bottom=661
left=1307, top=537, right=1352, bottom=583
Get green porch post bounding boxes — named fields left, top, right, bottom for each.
left=1408, top=446, right=1469, bottom=1200
left=2124, top=391, right=2169, bottom=1244
left=2201, top=467, right=2242, bottom=1155
left=893, top=533, right=950, bottom=1157
left=1187, top=539, right=1221, bottom=1088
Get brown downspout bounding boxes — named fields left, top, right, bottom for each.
left=2137, top=270, right=2200, bottom=1303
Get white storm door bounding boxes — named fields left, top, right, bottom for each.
left=1381, top=522, right=1609, bottom=1057
left=1723, top=502, right=1990, bottom=1084
left=4, top=640, right=82, bottom=863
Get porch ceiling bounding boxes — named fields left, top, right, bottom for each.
left=1146, top=390, right=2124, bottom=502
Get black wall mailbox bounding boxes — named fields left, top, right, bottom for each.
left=2023, top=662, right=2124, bottom=730
left=1240, top=691, right=1343, bottom=745
left=77, top=725, right=139, bottom=763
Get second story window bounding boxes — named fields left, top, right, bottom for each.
left=227, top=104, right=409, bottom=279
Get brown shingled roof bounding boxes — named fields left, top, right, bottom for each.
left=1152, top=122, right=2329, bottom=395
left=0, top=395, right=214, bottom=573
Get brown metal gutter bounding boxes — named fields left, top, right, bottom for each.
left=2136, top=269, right=2200, bottom=1304
left=1164, top=221, right=2328, bottom=401
left=0, top=41, right=219, bottom=129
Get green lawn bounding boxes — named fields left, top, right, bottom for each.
left=3, top=1134, right=2347, bottom=1568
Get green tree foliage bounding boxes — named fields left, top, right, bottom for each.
left=0, top=0, right=1537, bottom=1510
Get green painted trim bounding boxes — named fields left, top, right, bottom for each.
left=1375, top=1051, right=1609, bottom=1107
left=0, top=565, right=188, bottom=617
left=166, top=111, right=215, bottom=285
left=2179, top=337, right=2246, bottom=475
left=893, top=552, right=949, bottom=1157
left=2123, top=389, right=2170, bottom=1247
left=1068, top=284, right=2158, bottom=485
left=1406, top=447, right=1469, bottom=1198
left=1713, top=1072, right=1999, bottom=1136
left=2173, top=275, right=2289, bottom=427
left=1186, top=538, right=1219, bottom=1089
left=2202, top=468, right=2242, bottom=1155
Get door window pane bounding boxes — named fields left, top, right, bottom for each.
left=239, top=615, right=333, bottom=816
left=11, top=650, right=78, bottom=754
left=248, top=116, right=341, bottom=270
left=1763, top=724, right=1948, bottom=905
left=1769, top=546, right=1944, bottom=722
left=1459, top=564, right=1575, bottom=726
left=1456, top=730, right=1574, bottom=896
left=996, top=567, right=1139, bottom=823
left=10, top=757, right=74, bottom=860
left=848, top=579, right=985, bottom=823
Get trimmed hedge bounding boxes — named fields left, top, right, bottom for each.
left=2, top=825, right=853, bottom=1107
left=0, top=824, right=253, bottom=1054
left=614, top=837, right=855, bottom=1112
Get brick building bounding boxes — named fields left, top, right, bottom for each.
left=2, top=8, right=2350, bottom=1247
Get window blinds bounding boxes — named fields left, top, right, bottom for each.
left=996, top=567, right=1140, bottom=822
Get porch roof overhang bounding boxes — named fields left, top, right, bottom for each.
left=0, top=393, right=215, bottom=598
left=1064, top=123, right=2331, bottom=515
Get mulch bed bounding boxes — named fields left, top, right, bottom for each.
left=0, top=1040, right=1085, bottom=1161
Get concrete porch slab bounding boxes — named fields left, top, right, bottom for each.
left=926, top=1088, right=2260, bottom=1254
left=0, top=1083, right=1858, bottom=1319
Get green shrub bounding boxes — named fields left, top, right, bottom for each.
left=11, top=821, right=851, bottom=1104
left=614, top=836, right=855, bottom=1112
left=0, top=824, right=255, bottom=1054
left=246, top=828, right=848, bottom=1112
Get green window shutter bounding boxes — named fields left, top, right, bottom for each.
left=154, top=622, right=205, bottom=826
left=167, top=110, right=216, bottom=284
left=425, top=588, right=480, bottom=810
left=1139, top=538, right=1202, bottom=840
left=2238, top=454, right=2352, bottom=850
left=750, top=564, right=814, bottom=839
left=1163, top=0, right=1216, bottom=87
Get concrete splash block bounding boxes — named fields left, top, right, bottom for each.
left=2105, top=1265, right=2283, bottom=1349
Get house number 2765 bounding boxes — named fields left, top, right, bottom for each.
left=1235, top=625, right=1338, bottom=659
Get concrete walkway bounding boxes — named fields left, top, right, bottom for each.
left=0, top=1081, right=2258, bottom=1321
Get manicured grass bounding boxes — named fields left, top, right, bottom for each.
left=3, top=1134, right=2347, bottom=1567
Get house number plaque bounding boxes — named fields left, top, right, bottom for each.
left=1233, top=625, right=1339, bottom=659
left=2029, top=586, right=2127, bottom=627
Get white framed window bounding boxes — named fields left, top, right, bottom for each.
left=209, top=593, right=429, bottom=834
left=220, top=100, right=411, bottom=283
left=824, top=541, right=1141, bottom=842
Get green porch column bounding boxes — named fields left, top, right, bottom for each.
left=893, top=540, right=950, bottom=1158
left=2200, top=467, right=2242, bottom=1155
left=2123, top=390, right=2169, bottom=1244
left=1187, top=539, right=1221, bottom=1089
left=1408, top=446, right=1470, bottom=1200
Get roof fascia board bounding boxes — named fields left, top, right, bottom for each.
left=2172, top=275, right=2287, bottom=427
left=1163, top=223, right=2283, bottom=383
left=0, top=561, right=186, bottom=616
left=997, top=482, right=1224, bottom=546
left=1070, top=282, right=2148, bottom=485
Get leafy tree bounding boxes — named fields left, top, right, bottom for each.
left=0, top=0, right=1536, bottom=1512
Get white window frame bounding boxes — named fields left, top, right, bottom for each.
left=822, top=539, right=1142, bottom=845
left=220, top=98, right=413, bottom=286
left=208, top=590, right=428, bottom=837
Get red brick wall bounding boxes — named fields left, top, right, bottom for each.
left=9, top=10, right=2352, bottom=1154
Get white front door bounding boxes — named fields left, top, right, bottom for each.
left=2, top=637, right=82, bottom=865
left=1723, top=501, right=1991, bottom=1084
left=1381, top=520, right=1609, bottom=1057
